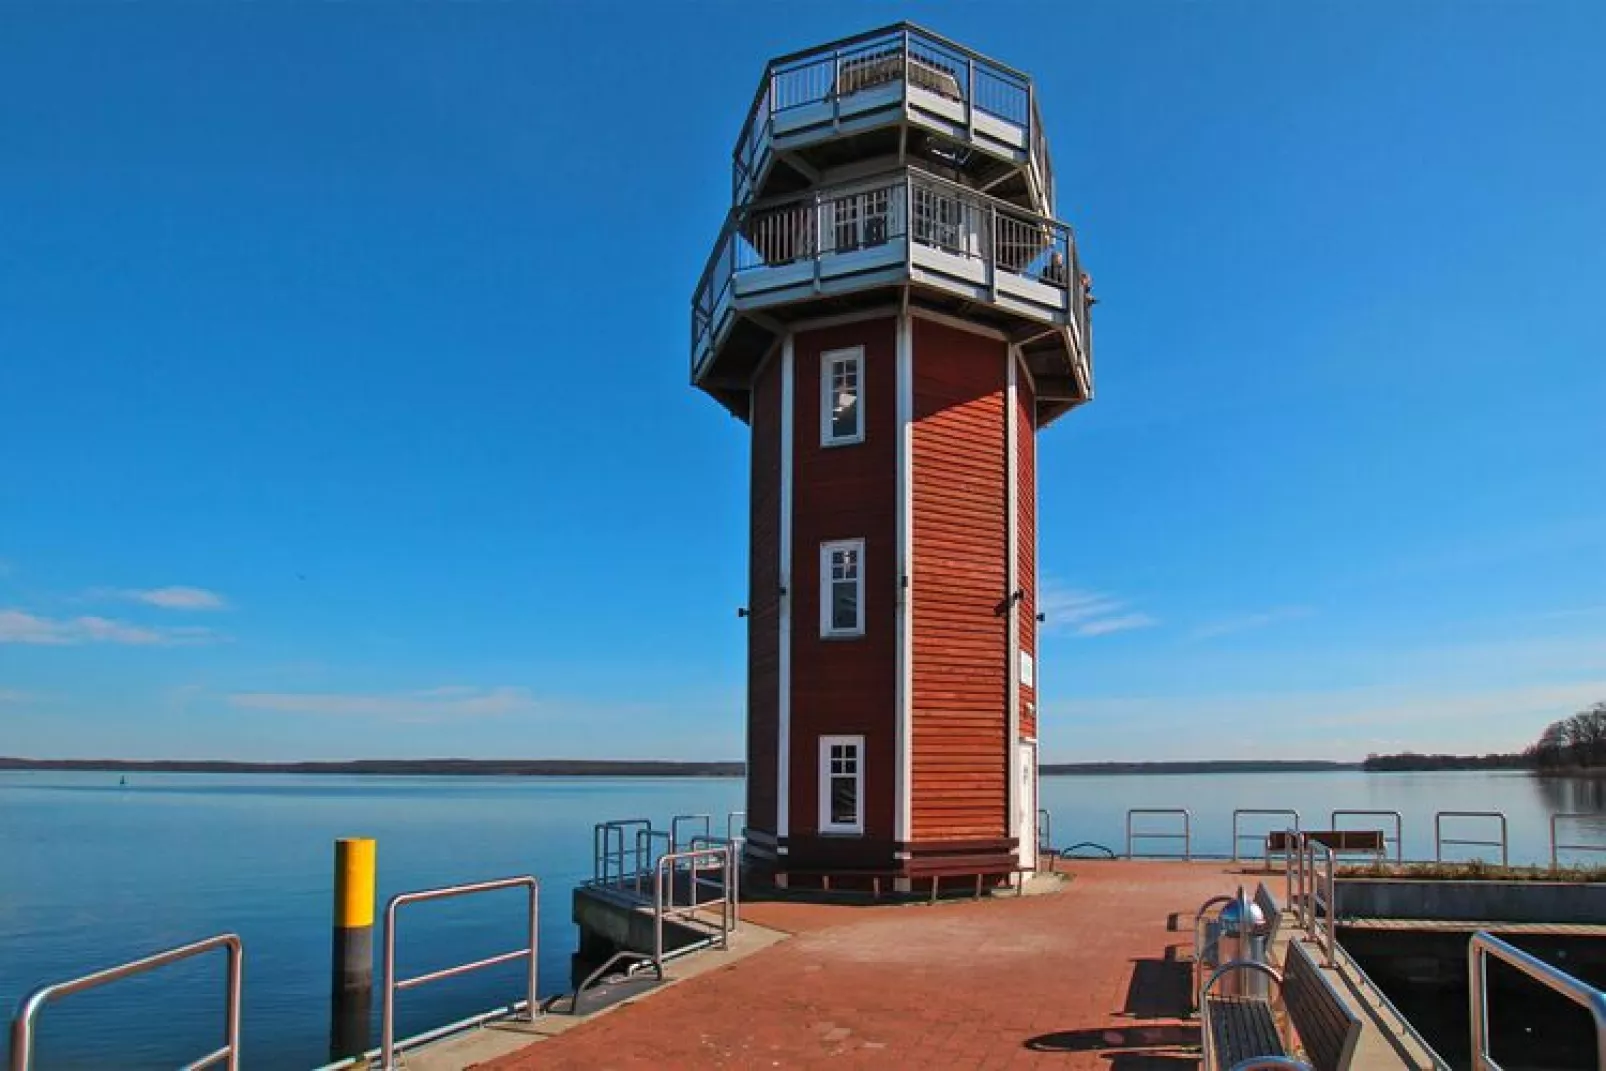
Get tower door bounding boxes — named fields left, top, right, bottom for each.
left=1016, top=740, right=1038, bottom=871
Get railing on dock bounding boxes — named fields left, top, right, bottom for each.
left=1330, top=809, right=1404, bottom=864
left=1232, top=808, right=1299, bottom=864
left=652, top=845, right=737, bottom=972
left=1125, top=808, right=1192, bottom=860
left=1435, top=810, right=1509, bottom=867
left=379, top=875, right=539, bottom=1071
left=1470, top=931, right=1606, bottom=1070
left=1550, top=812, right=1606, bottom=869
left=671, top=813, right=712, bottom=851
left=8, top=933, right=243, bottom=1071
left=729, top=23, right=1054, bottom=211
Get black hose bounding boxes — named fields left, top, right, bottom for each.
left=1058, top=841, right=1117, bottom=859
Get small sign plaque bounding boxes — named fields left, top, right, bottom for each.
left=1019, top=651, right=1035, bottom=688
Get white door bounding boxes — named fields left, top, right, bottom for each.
left=1017, top=741, right=1038, bottom=871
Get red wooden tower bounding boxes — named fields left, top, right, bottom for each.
left=691, top=25, right=1093, bottom=889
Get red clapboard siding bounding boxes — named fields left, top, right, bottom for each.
left=910, top=319, right=1009, bottom=841
left=746, top=353, right=781, bottom=835
left=788, top=318, right=898, bottom=842
left=1016, top=368, right=1038, bottom=741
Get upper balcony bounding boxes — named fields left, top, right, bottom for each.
left=731, top=24, right=1055, bottom=219
left=691, top=167, right=1093, bottom=427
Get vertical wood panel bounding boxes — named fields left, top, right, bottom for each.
left=789, top=318, right=899, bottom=844
left=746, top=354, right=781, bottom=835
left=910, top=319, right=1009, bottom=841
left=1017, top=370, right=1039, bottom=741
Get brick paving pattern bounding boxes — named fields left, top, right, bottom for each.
left=481, top=861, right=1249, bottom=1070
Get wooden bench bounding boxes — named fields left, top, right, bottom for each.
left=1254, top=882, right=1283, bottom=948
left=1265, top=830, right=1385, bottom=867
left=1201, top=940, right=1362, bottom=1071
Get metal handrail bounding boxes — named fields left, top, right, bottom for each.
left=652, top=846, right=737, bottom=971
left=1470, top=930, right=1606, bottom=1070
left=728, top=23, right=1044, bottom=206
left=1550, top=811, right=1606, bottom=869
left=1232, top=808, right=1300, bottom=864
left=380, top=875, right=539, bottom=1071
left=1302, top=841, right=1338, bottom=967
left=692, top=166, right=1085, bottom=379
left=1125, top=808, right=1191, bottom=860
left=1330, top=809, right=1404, bottom=863
left=594, top=818, right=651, bottom=886
left=1191, top=894, right=1236, bottom=1007
left=1037, top=807, right=1053, bottom=855
left=9, top=933, right=243, bottom=1071
left=1435, top=810, right=1509, bottom=867
left=726, top=810, right=747, bottom=845
left=670, top=814, right=712, bottom=852
left=1329, top=936, right=1453, bottom=1069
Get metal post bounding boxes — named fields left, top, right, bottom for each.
left=330, top=837, right=375, bottom=1063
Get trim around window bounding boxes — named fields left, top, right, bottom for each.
left=820, top=346, right=865, bottom=447
left=819, top=734, right=865, bottom=835
left=819, top=538, right=865, bottom=638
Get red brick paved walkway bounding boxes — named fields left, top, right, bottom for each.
left=482, top=861, right=1252, bottom=1070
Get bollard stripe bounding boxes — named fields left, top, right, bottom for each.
left=334, top=838, right=376, bottom=929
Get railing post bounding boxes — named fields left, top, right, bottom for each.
left=524, top=881, right=539, bottom=1022
left=965, top=56, right=975, bottom=137
left=1469, top=938, right=1490, bottom=1071
left=987, top=203, right=998, bottom=301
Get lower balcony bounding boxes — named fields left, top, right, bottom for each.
left=691, top=169, right=1093, bottom=424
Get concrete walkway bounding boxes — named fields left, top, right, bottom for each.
left=479, top=860, right=1248, bottom=1070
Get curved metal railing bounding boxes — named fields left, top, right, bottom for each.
left=1470, top=931, right=1606, bottom=1070
left=1125, top=808, right=1192, bottom=860
left=729, top=24, right=1051, bottom=212
left=380, top=875, right=539, bottom=1071
left=1435, top=811, right=1509, bottom=867
left=8, top=933, right=243, bottom=1071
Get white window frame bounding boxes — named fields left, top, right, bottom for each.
left=819, top=538, right=865, bottom=638
left=820, top=346, right=865, bottom=447
left=818, top=734, right=865, bottom=835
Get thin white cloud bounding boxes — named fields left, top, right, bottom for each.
left=1044, top=679, right=1606, bottom=762
left=1039, top=581, right=1158, bottom=638
left=1191, top=606, right=1315, bottom=640
left=0, top=608, right=221, bottom=647
left=96, top=586, right=228, bottom=611
left=0, top=689, right=30, bottom=704
left=228, top=687, right=537, bottom=723
left=1075, top=612, right=1159, bottom=637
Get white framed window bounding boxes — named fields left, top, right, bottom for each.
left=819, top=735, right=864, bottom=834
left=820, top=347, right=864, bottom=447
left=820, top=539, right=865, bottom=638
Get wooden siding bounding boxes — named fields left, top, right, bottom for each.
left=746, top=353, right=781, bottom=836
left=1016, top=369, right=1038, bottom=741
left=910, top=319, right=1009, bottom=842
left=788, top=319, right=899, bottom=845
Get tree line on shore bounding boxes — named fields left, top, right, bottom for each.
left=1363, top=700, right=1606, bottom=772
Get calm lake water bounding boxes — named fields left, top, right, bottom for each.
left=2, top=769, right=1604, bottom=1069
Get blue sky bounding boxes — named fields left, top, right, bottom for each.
left=2, top=3, right=1603, bottom=763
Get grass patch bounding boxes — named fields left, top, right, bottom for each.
left=1337, top=859, right=1606, bottom=883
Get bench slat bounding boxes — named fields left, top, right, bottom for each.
left=1285, top=941, right=1362, bottom=1071
left=1207, top=996, right=1284, bottom=1067
left=1266, top=829, right=1384, bottom=854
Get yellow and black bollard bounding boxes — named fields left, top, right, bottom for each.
left=329, top=837, right=376, bottom=1062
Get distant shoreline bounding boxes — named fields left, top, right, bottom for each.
left=1, top=757, right=1361, bottom=777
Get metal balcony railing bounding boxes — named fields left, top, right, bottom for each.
left=730, top=25, right=1054, bottom=214
left=692, top=169, right=1089, bottom=381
